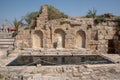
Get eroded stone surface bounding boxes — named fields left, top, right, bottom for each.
left=14, top=5, right=120, bottom=54
left=0, top=64, right=120, bottom=80
left=0, top=5, right=120, bottom=80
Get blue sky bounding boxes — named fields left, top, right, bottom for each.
left=0, top=0, right=120, bottom=26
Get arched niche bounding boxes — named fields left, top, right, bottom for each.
left=76, top=30, right=86, bottom=48
left=32, top=30, right=43, bottom=48
left=54, top=29, right=65, bottom=49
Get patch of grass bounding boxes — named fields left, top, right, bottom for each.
left=0, top=74, right=4, bottom=79
left=30, top=71, right=34, bottom=74
left=20, top=48, right=24, bottom=50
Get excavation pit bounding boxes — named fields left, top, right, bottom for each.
left=7, top=55, right=115, bottom=66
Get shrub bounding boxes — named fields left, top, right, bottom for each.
left=12, top=32, right=18, bottom=37
left=94, top=17, right=106, bottom=25
left=99, top=13, right=115, bottom=18
left=114, top=18, right=120, bottom=26
left=86, top=9, right=97, bottom=18
left=46, top=5, right=68, bottom=20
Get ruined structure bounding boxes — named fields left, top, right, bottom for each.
left=0, top=5, right=120, bottom=80
left=15, top=5, right=120, bottom=54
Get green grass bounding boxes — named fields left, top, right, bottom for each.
left=0, top=74, right=4, bottom=79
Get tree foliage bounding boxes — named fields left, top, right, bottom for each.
left=86, top=9, right=97, bottom=18
left=24, top=5, right=68, bottom=24
left=13, top=18, right=22, bottom=31
left=46, top=5, right=68, bottom=20
left=24, top=12, right=39, bottom=24
left=12, top=18, right=23, bottom=37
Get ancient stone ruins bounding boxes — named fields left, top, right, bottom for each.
left=0, top=5, right=120, bottom=80
left=14, top=5, right=120, bottom=54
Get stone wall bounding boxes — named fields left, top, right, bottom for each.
left=14, top=5, right=120, bottom=54
left=15, top=29, right=32, bottom=49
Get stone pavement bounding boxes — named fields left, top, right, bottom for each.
left=0, top=50, right=120, bottom=80
left=0, top=63, right=120, bottom=80
left=23, top=64, right=120, bottom=80
left=101, top=54, right=120, bottom=63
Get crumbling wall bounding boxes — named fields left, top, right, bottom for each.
left=14, top=5, right=120, bottom=54
left=14, top=29, right=32, bottom=49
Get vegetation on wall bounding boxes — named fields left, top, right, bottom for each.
left=86, top=9, right=97, bottom=18
left=85, top=10, right=118, bottom=25
left=99, top=13, right=115, bottom=18
left=46, top=5, right=68, bottom=20
left=93, top=13, right=120, bottom=27
left=94, top=17, right=106, bottom=25
left=114, top=18, right=120, bottom=26
left=24, top=5, right=68, bottom=24
left=24, top=12, right=39, bottom=24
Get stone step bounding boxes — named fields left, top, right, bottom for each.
left=0, top=38, right=14, bottom=49
left=0, top=38, right=14, bottom=42
left=0, top=45, right=13, bottom=48
left=0, top=42, right=14, bottom=45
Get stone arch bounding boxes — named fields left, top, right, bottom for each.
left=54, top=29, right=65, bottom=49
left=32, top=30, right=43, bottom=48
left=76, top=30, right=86, bottom=48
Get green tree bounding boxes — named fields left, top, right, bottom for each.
left=24, top=12, right=39, bottom=24
left=13, top=18, right=22, bottom=31
left=86, top=9, right=97, bottom=18
left=12, top=18, right=23, bottom=37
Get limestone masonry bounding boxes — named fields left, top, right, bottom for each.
left=15, top=5, right=120, bottom=54
left=0, top=5, right=120, bottom=80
